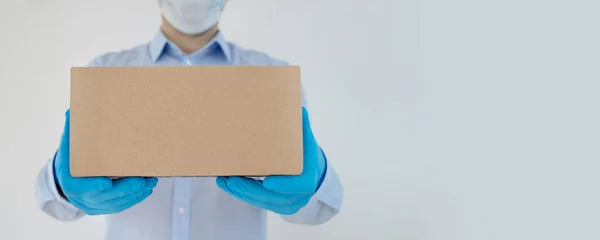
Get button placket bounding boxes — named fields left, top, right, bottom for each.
left=170, top=178, right=192, bottom=240
left=183, top=57, right=192, bottom=65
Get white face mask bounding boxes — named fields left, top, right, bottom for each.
left=158, top=0, right=225, bottom=35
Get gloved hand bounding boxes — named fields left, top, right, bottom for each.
left=216, top=107, right=327, bottom=215
left=53, top=110, right=158, bottom=215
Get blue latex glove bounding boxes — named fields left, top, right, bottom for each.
left=216, top=107, right=327, bottom=215
left=53, top=110, right=158, bottom=215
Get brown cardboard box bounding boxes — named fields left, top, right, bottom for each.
left=69, top=66, right=303, bottom=177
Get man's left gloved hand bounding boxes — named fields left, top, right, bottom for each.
left=216, top=107, right=326, bottom=215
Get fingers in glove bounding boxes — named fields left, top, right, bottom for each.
left=78, top=187, right=153, bottom=206
left=220, top=177, right=300, bottom=205
left=59, top=176, right=114, bottom=197
left=90, top=177, right=157, bottom=203
left=217, top=177, right=274, bottom=209
left=82, top=190, right=154, bottom=215
left=262, top=175, right=318, bottom=195
left=217, top=178, right=308, bottom=215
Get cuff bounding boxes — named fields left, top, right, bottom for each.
left=310, top=158, right=343, bottom=211
left=38, top=154, right=84, bottom=220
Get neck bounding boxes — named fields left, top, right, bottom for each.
left=160, top=17, right=220, bottom=55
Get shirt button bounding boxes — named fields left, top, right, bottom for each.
left=178, top=208, right=185, bottom=214
left=184, top=59, right=192, bottom=65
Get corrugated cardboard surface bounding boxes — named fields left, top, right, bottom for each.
left=69, top=66, right=303, bottom=177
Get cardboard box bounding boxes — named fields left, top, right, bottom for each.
left=69, top=66, right=303, bottom=177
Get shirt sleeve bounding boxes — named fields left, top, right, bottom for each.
left=35, top=153, right=86, bottom=221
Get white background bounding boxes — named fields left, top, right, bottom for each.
left=1, top=0, right=599, bottom=239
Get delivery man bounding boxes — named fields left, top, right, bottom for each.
left=34, top=0, right=343, bottom=239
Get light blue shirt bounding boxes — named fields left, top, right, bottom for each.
left=35, top=30, right=343, bottom=240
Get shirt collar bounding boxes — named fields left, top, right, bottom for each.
left=149, top=29, right=232, bottom=63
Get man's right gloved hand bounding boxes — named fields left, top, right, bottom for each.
left=53, top=109, right=158, bottom=215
